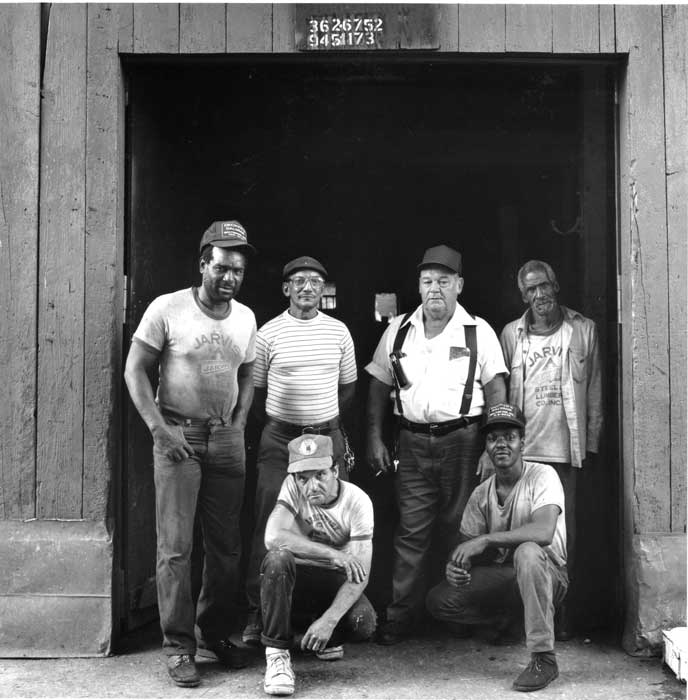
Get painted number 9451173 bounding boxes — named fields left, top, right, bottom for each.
left=307, top=16, right=384, bottom=49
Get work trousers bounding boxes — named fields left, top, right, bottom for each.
left=153, top=421, right=245, bottom=655
left=426, top=542, right=569, bottom=652
left=387, top=422, right=483, bottom=625
left=260, top=549, right=377, bottom=650
left=547, top=462, right=578, bottom=575
left=245, top=420, right=346, bottom=613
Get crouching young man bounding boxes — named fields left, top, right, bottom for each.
left=426, top=404, right=568, bottom=692
left=260, top=434, right=376, bottom=696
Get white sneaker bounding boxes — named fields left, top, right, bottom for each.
left=315, top=644, right=344, bottom=661
left=264, top=648, right=295, bottom=696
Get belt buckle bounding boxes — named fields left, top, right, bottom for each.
left=428, top=423, right=440, bottom=435
left=301, top=425, right=316, bottom=435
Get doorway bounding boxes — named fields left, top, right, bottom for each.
left=121, top=57, right=618, bottom=641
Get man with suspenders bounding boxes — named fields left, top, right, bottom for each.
left=365, top=244, right=508, bottom=645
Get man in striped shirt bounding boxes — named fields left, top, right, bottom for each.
left=243, top=255, right=358, bottom=645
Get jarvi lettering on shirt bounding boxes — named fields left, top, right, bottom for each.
left=527, top=345, right=562, bottom=368
left=193, top=331, right=235, bottom=351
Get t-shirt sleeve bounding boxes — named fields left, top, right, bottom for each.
left=275, top=475, right=300, bottom=516
left=364, top=322, right=396, bottom=386
left=339, top=327, right=358, bottom=384
left=133, top=296, right=168, bottom=352
left=459, top=485, right=489, bottom=540
left=530, top=464, right=565, bottom=515
left=348, top=490, right=374, bottom=541
left=253, top=329, right=269, bottom=388
left=477, top=321, right=509, bottom=385
left=244, top=315, right=257, bottom=364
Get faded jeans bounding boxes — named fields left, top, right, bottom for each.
left=154, top=419, right=245, bottom=655
left=260, top=549, right=377, bottom=650
left=426, top=542, right=569, bottom=652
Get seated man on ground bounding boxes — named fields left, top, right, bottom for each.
left=426, top=403, right=568, bottom=693
left=260, top=434, right=376, bottom=696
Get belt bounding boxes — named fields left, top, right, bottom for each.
left=399, top=415, right=481, bottom=436
left=163, top=412, right=228, bottom=428
left=266, top=416, right=341, bottom=437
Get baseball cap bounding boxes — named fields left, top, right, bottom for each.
left=418, top=245, right=462, bottom=275
left=199, top=220, right=257, bottom=254
left=287, top=434, right=335, bottom=473
left=282, top=256, right=328, bottom=280
left=480, top=403, right=526, bottom=432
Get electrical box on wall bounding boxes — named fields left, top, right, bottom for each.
left=375, top=293, right=398, bottom=322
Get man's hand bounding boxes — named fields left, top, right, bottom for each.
left=229, top=413, right=248, bottom=431
left=331, top=552, right=367, bottom=583
left=367, top=435, right=391, bottom=475
left=151, top=424, right=194, bottom=462
left=450, top=536, right=488, bottom=570
left=301, top=616, right=337, bottom=653
left=446, top=561, right=471, bottom=588
left=476, top=449, right=495, bottom=482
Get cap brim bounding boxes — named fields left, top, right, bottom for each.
left=287, top=457, right=333, bottom=473
left=207, top=240, right=257, bottom=255
left=480, top=418, right=524, bottom=433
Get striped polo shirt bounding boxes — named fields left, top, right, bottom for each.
left=254, top=310, right=357, bottom=424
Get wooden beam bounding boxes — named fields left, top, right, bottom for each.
left=553, top=5, right=599, bottom=54
left=272, top=3, right=295, bottom=53
left=616, top=5, right=670, bottom=534
left=117, top=4, right=133, bottom=53
left=0, top=4, right=40, bottom=520
left=438, top=4, right=458, bottom=53
left=599, top=4, right=616, bottom=53
left=37, top=4, right=87, bottom=518
left=133, top=3, right=179, bottom=54
left=458, top=5, right=505, bottom=53
left=84, top=5, right=124, bottom=521
left=663, top=5, right=688, bottom=534
left=227, top=4, right=272, bottom=53
left=506, top=4, right=552, bottom=53
left=180, top=4, right=225, bottom=53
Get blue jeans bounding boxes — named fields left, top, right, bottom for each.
left=426, top=542, right=569, bottom=652
left=387, top=422, right=483, bottom=625
left=260, top=549, right=377, bottom=649
left=245, top=420, right=347, bottom=613
left=153, top=420, right=245, bottom=655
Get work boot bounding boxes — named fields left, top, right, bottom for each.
left=167, top=654, right=200, bottom=687
left=315, top=644, right=344, bottom=661
left=242, top=611, right=263, bottom=646
left=376, top=619, right=410, bottom=646
left=208, top=638, right=250, bottom=669
left=512, top=652, right=559, bottom=692
left=264, top=647, right=295, bottom=696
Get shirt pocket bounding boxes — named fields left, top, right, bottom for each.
left=569, top=348, right=587, bottom=383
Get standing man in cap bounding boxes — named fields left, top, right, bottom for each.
left=499, top=260, right=602, bottom=638
left=260, top=434, right=376, bottom=696
left=365, top=244, right=507, bottom=645
left=243, top=255, right=358, bottom=645
left=125, top=220, right=256, bottom=687
left=426, top=403, right=568, bottom=692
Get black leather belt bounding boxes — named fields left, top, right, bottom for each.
left=266, top=416, right=341, bottom=437
left=399, top=415, right=481, bottom=436
left=164, top=412, right=228, bottom=428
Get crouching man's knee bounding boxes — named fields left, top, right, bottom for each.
left=513, top=542, right=547, bottom=574
left=261, top=548, right=296, bottom=578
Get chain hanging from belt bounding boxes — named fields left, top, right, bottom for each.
left=342, top=429, right=355, bottom=474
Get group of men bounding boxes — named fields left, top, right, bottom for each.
left=124, top=220, right=602, bottom=695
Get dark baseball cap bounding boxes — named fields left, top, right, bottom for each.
left=282, top=256, right=328, bottom=280
left=418, top=245, right=462, bottom=275
left=480, top=403, right=526, bottom=432
left=199, top=220, right=257, bottom=255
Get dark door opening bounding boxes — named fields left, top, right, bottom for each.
left=121, top=57, right=618, bottom=643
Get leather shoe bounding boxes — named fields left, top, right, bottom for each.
left=376, top=619, right=410, bottom=646
left=167, top=654, right=200, bottom=687
left=209, top=638, right=250, bottom=669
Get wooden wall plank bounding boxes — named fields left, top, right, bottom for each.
left=663, top=5, right=688, bottom=533
left=0, top=4, right=40, bottom=520
left=458, top=5, right=505, bottom=53
left=506, top=4, right=552, bottom=53
left=226, top=3, right=272, bottom=53
left=599, top=4, right=616, bottom=53
left=180, top=4, right=225, bottom=53
left=553, top=5, right=599, bottom=53
left=37, top=4, right=87, bottom=518
left=133, top=3, right=179, bottom=54
left=616, top=5, right=670, bottom=534
left=438, top=4, right=458, bottom=52
left=84, top=5, right=123, bottom=521
left=272, top=3, right=295, bottom=52
left=117, top=3, right=133, bottom=53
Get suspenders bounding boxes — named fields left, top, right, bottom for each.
left=390, top=314, right=478, bottom=418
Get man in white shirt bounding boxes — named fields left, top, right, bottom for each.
left=260, top=434, right=375, bottom=696
left=426, top=403, right=568, bottom=692
left=365, top=245, right=507, bottom=644
left=244, top=256, right=358, bottom=645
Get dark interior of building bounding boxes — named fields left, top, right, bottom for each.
left=121, top=57, right=619, bottom=644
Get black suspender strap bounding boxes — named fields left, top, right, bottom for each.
left=459, top=324, right=478, bottom=416
left=391, top=312, right=413, bottom=416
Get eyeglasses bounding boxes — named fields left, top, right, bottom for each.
left=288, top=275, right=325, bottom=290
